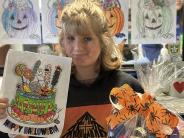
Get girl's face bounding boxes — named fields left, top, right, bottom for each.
left=62, top=31, right=101, bottom=68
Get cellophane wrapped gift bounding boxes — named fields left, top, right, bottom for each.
left=106, top=62, right=184, bottom=138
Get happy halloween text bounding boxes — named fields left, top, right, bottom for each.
left=3, top=119, right=59, bottom=136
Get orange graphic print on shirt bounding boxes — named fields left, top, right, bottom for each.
left=61, top=104, right=112, bottom=138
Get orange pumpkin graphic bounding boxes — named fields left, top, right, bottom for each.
left=104, top=7, right=124, bottom=36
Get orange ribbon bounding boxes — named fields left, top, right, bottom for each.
left=107, top=84, right=179, bottom=138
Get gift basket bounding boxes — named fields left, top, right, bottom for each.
left=107, top=62, right=184, bottom=138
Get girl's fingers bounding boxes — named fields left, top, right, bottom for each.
left=0, top=103, right=9, bottom=109
left=0, top=112, right=7, bottom=119
left=0, top=107, right=7, bottom=119
left=0, top=98, right=9, bottom=119
left=0, top=98, right=9, bottom=104
left=0, top=98, right=9, bottom=109
left=0, top=108, right=6, bottom=114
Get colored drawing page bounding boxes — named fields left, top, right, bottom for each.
left=0, top=0, right=41, bottom=44
left=101, top=0, right=128, bottom=45
left=131, top=0, right=176, bottom=44
left=41, top=0, right=73, bottom=44
left=0, top=50, right=72, bottom=137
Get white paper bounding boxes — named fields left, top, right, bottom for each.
left=131, top=0, right=176, bottom=44
left=0, top=0, right=41, bottom=44
left=0, top=50, right=72, bottom=137
left=0, top=77, right=2, bottom=89
left=41, top=0, right=73, bottom=44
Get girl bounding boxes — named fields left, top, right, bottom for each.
left=58, top=0, right=143, bottom=137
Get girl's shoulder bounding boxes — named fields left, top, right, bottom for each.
left=110, top=69, right=144, bottom=93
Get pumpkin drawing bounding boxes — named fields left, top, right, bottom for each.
left=104, top=7, right=124, bottom=36
left=136, top=0, right=173, bottom=39
left=1, top=0, right=37, bottom=38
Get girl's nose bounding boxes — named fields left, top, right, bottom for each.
left=73, top=39, right=83, bottom=50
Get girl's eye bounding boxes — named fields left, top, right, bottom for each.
left=84, top=37, right=92, bottom=42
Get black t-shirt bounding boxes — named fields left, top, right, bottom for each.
left=61, top=69, right=144, bottom=138
left=67, top=69, right=144, bottom=107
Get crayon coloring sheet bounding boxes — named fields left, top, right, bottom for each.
left=0, top=50, right=72, bottom=137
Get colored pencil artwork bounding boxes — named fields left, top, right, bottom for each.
left=131, top=0, right=176, bottom=44
left=0, top=0, right=41, bottom=44
left=0, top=50, right=72, bottom=137
left=101, top=0, right=128, bottom=44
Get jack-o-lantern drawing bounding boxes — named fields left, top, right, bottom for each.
left=102, top=0, right=124, bottom=37
left=136, top=0, right=173, bottom=39
left=1, top=0, right=37, bottom=38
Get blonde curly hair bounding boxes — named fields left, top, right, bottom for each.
left=59, top=0, right=122, bottom=70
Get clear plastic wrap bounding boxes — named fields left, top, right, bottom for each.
left=135, top=62, right=184, bottom=96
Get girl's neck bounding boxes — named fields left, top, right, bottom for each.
left=75, top=65, right=100, bottom=82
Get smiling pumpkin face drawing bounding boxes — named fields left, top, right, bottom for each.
left=143, top=6, right=163, bottom=30
left=136, top=0, right=173, bottom=39
left=10, top=10, right=29, bottom=31
left=104, top=7, right=124, bottom=36
left=2, top=1, right=37, bottom=38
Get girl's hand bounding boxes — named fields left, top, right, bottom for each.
left=0, top=98, right=9, bottom=119
left=0, top=98, right=29, bottom=138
